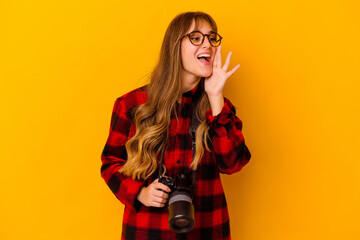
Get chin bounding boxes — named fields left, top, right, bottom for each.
left=199, top=71, right=212, bottom=78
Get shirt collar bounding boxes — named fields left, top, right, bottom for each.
left=182, top=79, right=202, bottom=98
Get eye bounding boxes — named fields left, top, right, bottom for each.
left=209, top=33, right=218, bottom=42
left=189, top=32, right=202, bottom=42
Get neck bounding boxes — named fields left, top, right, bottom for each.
left=181, top=73, right=201, bottom=93
left=178, top=71, right=201, bottom=103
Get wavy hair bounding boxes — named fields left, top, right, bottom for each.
left=119, top=12, right=218, bottom=180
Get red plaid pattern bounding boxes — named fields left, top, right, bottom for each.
left=101, top=83, right=251, bottom=240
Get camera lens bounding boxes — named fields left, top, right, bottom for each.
left=167, top=191, right=195, bottom=233
left=174, top=218, right=190, bottom=228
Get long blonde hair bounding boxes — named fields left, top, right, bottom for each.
left=119, top=12, right=218, bottom=180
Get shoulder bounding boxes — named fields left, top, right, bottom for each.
left=116, top=85, right=148, bottom=105
left=113, top=85, right=148, bottom=120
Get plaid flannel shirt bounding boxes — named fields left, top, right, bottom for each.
left=101, top=82, right=251, bottom=240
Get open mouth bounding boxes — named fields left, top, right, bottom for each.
left=197, top=54, right=211, bottom=64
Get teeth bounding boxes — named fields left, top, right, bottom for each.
left=197, top=54, right=211, bottom=58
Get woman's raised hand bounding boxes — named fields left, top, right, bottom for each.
left=205, top=45, right=240, bottom=97
left=205, top=45, right=240, bottom=116
left=137, top=178, right=171, bottom=208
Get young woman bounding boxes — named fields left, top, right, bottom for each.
left=101, top=11, right=251, bottom=240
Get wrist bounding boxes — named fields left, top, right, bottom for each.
left=137, top=186, right=146, bottom=203
left=208, top=93, right=223, bottom=102
left=208, top=94, right=224, bottom=116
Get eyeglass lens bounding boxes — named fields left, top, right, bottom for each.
left=189, top=32, right=221, bottom=47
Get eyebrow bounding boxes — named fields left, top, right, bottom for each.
left=190, top=30, right=215, bottom=34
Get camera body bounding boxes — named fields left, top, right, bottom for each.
left=159, top=173, right=195, bottom=233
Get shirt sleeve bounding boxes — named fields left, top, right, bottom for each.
left=205, top=97, right=251, bottom=174
left=100, top=98, right=145, bottom=212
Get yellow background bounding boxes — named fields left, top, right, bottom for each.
left=1, top=0, right=359, bottom=239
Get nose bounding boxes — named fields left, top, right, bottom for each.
left=201, top=36, right=211, bottom=48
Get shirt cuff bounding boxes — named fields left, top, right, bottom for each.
left=124, top=178, right=146, bottom=212
left=205, top=100, right=234, bottom=137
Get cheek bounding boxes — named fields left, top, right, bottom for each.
left=181, top=48, right=195, bottom=68
left=180, top=44, right=189, bottom=66
left=212, top=47, right=217, bottom=63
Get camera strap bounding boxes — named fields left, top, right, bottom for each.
left=158, top=79, right=204, bottom=196
left=189, top=90, right=202, bottom=197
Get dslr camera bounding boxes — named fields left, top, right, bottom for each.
left=159, top=173, right=195, bottom=233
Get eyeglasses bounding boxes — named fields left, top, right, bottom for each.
left=182, top=31, right=223, bottom=47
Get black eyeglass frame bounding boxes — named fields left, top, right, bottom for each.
left=181, top=31, right=223, bottom=47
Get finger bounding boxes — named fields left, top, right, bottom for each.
left=154, top=196, right=168, bottom=204
left=151, top=202, right=165, bottom=208
left=150, top=197, right=167, bottom=207
left=222, top=52, right=232, bottom=71
left=226, top=64, right=241, bottom=78
left=216, top=45, right=222, bottom=68
left=155, top=183, right=171, bottom=193
left=153, top=190, right=169, bottom=199
left=213, top=47, right=219, bottom=68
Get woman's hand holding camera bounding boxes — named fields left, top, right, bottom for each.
left=137, top=178, right=171, bottom=208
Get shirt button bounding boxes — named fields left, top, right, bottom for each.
left=177, top=160, right=181, bottom=165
